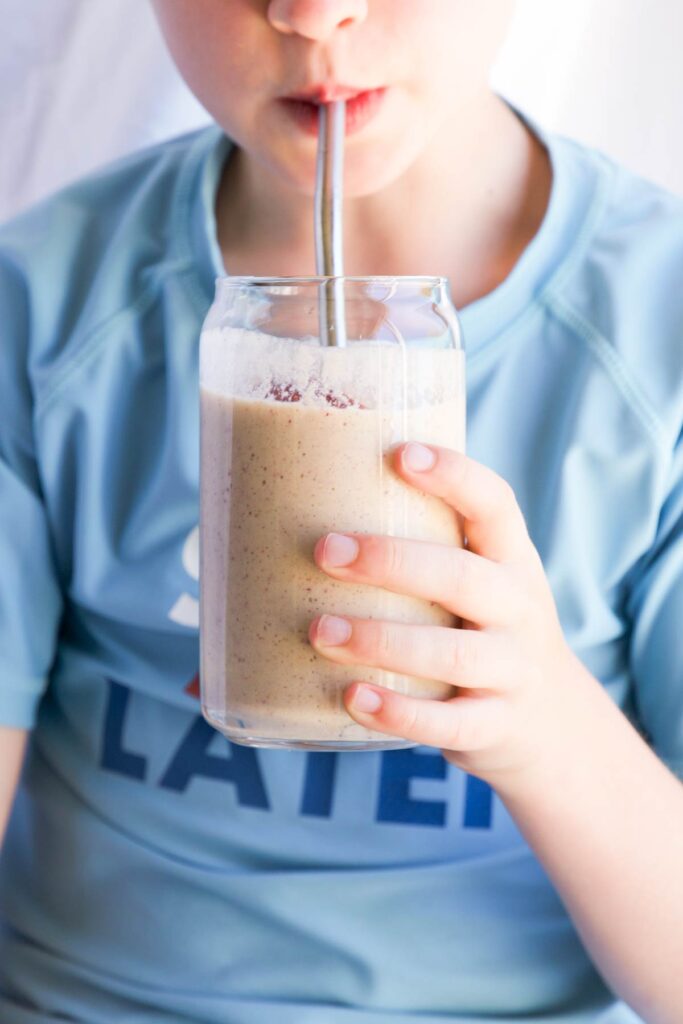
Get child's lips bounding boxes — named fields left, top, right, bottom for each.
left=278, top=87, right=388, bottom=137
left=285, top=83, right=370, bottom=104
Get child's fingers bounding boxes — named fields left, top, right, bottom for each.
left=394, top=443, right=531, bottom=563
left=343, top=682, right=507, bottom=752
left=313, top=532, right=523, bottom=626
left=309, top=615, right=523, bottom=691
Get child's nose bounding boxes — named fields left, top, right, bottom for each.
left=267, top=0, right=368, bottom=40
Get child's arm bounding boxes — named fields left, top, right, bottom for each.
left=309, top=442, right=683, bottom=1024
left=0, top=726, right=27, bottom=848
left=487, top=668, right=683, bottom=1024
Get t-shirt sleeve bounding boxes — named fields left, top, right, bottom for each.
left=626, top=427, right=683, bottom=779
left=0, top=250, right=63, bottom=728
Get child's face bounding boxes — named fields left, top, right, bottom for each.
left=152, top=0, right=515, bottom=197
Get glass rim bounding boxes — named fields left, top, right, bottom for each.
left=215, top=275, right=449, bottom=287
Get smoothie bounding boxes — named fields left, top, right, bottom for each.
left=199, top=328, right=466, bottom=749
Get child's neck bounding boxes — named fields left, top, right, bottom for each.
left=215, top=91, right=552, bottom=310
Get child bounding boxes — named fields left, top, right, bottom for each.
left=1, top=1, right=682, bottom=1021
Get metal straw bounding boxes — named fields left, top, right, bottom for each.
left=314, top=101, right=347, bottom=347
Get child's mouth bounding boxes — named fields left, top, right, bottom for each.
left=279, top=87, right=387, bottom=137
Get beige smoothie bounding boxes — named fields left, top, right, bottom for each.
left=199, top=328, right=466, bottom=749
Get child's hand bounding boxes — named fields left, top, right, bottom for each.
left=309, top=442, right=584, bottom=786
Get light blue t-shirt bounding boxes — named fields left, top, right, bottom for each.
left=0, top=105, right=681, bottom=1023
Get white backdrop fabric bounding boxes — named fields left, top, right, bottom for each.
left=0, top=0, right=682, bottom=222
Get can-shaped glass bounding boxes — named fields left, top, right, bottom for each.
left=199, top=276, right=466, bottom=751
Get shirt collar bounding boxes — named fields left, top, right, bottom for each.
left=185, top=99, right=609, bottom=355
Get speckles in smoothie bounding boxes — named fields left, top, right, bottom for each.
left=199, top=346, right=465, bottom=743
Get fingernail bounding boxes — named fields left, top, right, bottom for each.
left=350, top=686, right=383, bottom=714
left=316, top=615, right=352, bottom=646
left=322, top=533, right=359, bottom=568
left=403, top=443, right=436, bottom=472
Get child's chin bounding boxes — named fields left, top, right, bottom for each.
left=344, top=147, right=423, bottom=198
left=276, top=148, right=419, bottom=200
left=343, top=154, right=417, bottom=198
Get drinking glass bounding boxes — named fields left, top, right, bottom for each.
left=199, top=276, right=465, bottom=751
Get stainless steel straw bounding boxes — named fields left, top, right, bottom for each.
left=314, top=101, right=347, bottom=347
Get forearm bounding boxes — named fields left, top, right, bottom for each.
left=492, top=655, right=683, bottom=1024
left=0, top=726, right=27, bottom=849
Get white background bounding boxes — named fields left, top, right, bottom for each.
left=0, top=0, right=682, bottom=222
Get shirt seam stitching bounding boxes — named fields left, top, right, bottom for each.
left=541, top=290, right=667, bottom=448
left=175, top=130, right=225, bottom=321
left=33, top=126, right=219, bottom=420
left=541, top=147, right=616, bottom=294
left=466, top=143, right=614, bottom=364
left=34, top=259, right=196, bottom=421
